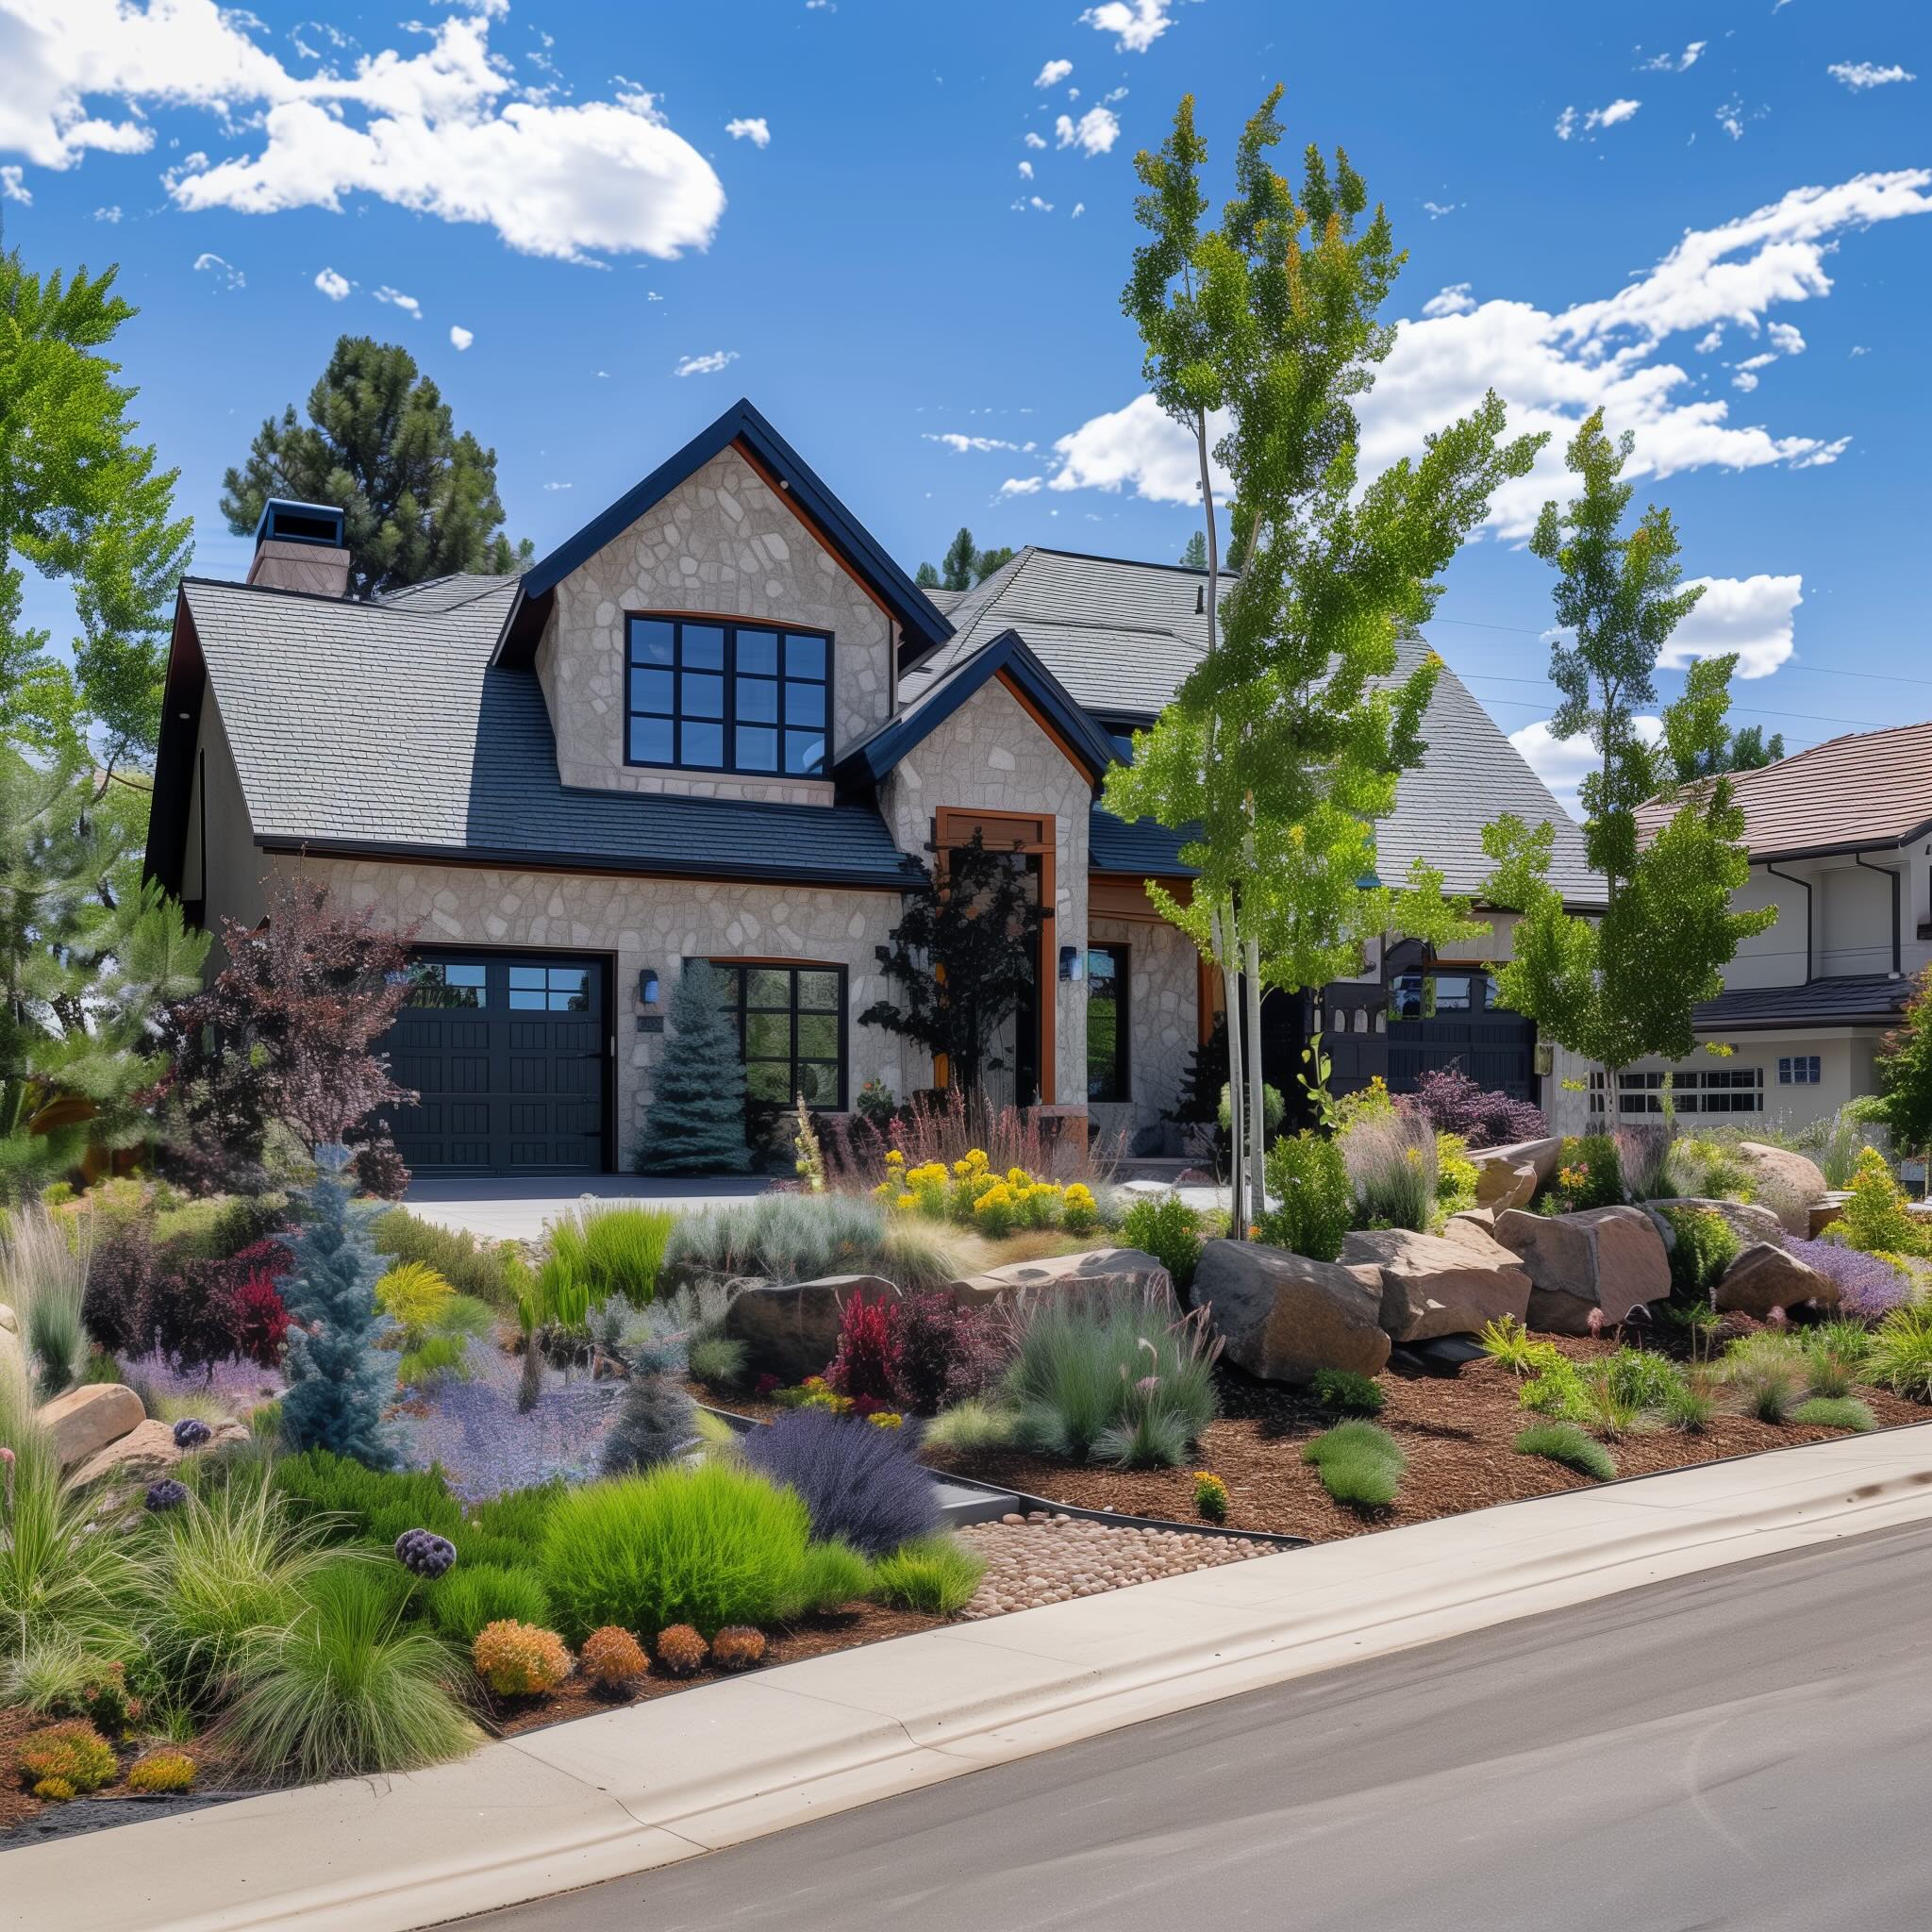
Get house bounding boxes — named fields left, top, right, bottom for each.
left=1615, top=724, right=1932, bottom=1131
left=144, top=399, right=1595, bottom=1177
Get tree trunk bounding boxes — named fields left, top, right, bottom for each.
left=1244, top=930, right=1266, bottom=1234
left=1212, top=900, right=1245, bottom=1235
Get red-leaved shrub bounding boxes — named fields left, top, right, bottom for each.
left=886, top=1291, right=1006, bottom=1414
left=824, top=1292, right=895, bottom=1402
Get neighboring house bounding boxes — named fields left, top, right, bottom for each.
left=1615, top=724, right=1932, bottom=1131
left=144, top=399, right=1595, bottom=1177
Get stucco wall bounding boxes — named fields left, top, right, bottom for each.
left=1596, top=1032, right=1881, bottom=1137
left=879, top=676, right=1093, bottom=1111
left=1088, top=912, right=1199, bottom=1148
left=535, top=445, right=893, bottom=804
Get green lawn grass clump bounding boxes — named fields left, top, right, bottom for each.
left=1301, top=1420, right=1407, bottom=1509
left=868, top=1536, right=987, bottom=1615
left=1791, top=1395, right=1877, bottom=1434
left=1512, top=1421, right=1617, bottom=1481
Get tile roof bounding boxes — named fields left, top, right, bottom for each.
left=1692, top=973, right=1914, bottom=1031
left=177, top=576, right=923, bottom=888
left=1639, top=721, right=1932, bottom=859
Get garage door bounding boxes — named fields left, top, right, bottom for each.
left=384, top=951, right=608, bottom=1174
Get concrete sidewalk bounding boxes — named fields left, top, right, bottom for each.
left=12, top=1425, right=1932, bottom=1932
left=402, top=1176, right=769, bottom=1243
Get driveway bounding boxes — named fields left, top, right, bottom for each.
left=403, top=1174, right=771, bottom=1242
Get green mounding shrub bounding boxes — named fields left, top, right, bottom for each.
left=221, top=1563, right=479, bottom=1783
left=688, top=1334, right=749, bottom=1389
left=154, top=1191, right=291, bottom=1263
left=372, top=1208, right=514, bottom=1308
left=666, top=1192, right=957, bottom=1293
left=396, top=1334, right=471, bottom=1391
left=1719, top=1333, right=1807, bottom=1423
left=274, top=1448, right=464, bottom=1546
left=1513, top=1422, right=1617, bottom=1481
left=1866, top=1302, right=1932, bottom=1402
left=425, top=1563, right=553, bottom=1644
left=1302, top=1421, right=1407, bottom=1509
left=1661, top=1205, right=1740, bottom=1300
left=1310, top=1368, right=1385, bottom=1416
left=540, top=1462, right=812, bottom=1641
left=1258, top=1131, right=1354, bottom=1261
left=570, top=1206, right=675, bottom=1306
left=1841, top=1148, right=1930, bottom=1258
left=779, top=1538, right=875, bottom=1617
left=1792, top=1395, right=1878, bottom=1433
left=1662, top=1379, right=1718, bottom=1433
left=1522, top=1347, right=1687, bottom=1439
left=1556, top=1133, right=1624, bottom=1210
left=465, top=1480, right=566, bottom=1553
left=1340, top=1113, right=1438, bottom=1235
left=921, top=1399, right=1019, bottom=1454
left=1800, top=1327, right=1867, bottom=1399
left=1004, top=1291, right=1217, bottom=1467
left=1118, top=1194, right=1204, bottom=1292
left=868, top=1536, right=986, bottom=1616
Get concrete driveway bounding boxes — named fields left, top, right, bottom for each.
left=402, top=1175, right=772, bottom=1242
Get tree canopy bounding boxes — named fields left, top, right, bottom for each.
left=220, top=335, right=530, bottom=600
left=915, top=526, right=1017, bottom=591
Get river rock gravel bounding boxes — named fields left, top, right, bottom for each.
left=953, top=1511, right=1272, bottom=1618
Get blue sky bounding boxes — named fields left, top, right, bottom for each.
left=3, top=0, right=1927, bottom=809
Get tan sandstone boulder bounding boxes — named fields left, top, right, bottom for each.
left=1340, top=1226, right=1533, bottom=1343
left=1192, top=1239, right=1390, bottom=1383
left=724, top=1275, right=901, bottom=1385
left=1474, top=1158, right=1540, bottom=1213
left=948, top=1245, right=1172, bottom=1311
left=1734, top=1143, right=1830, bottom=1234
left=1716, top=1241, right=1840, bottom=1317
left=1488, top=1137, right=1563, bottom=1188
left=1490, top=1206, right=1672, bottom=1336
left=68, top=1416, right=251, bottom=1491
left=38, top=1383, right=145, bottom=1473
left=1642, top=1196, right=1786, bottom=1253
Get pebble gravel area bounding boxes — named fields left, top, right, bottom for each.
left=953, top=1511, right=1272, bottom=1618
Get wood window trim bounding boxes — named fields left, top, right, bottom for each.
left=932, top=807, right=1057, bottom=1107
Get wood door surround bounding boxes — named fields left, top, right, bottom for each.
left=933, top=807, right=1058, bottom=1106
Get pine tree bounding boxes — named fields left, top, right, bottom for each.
left=914, top=560, right=941, bottom=589
left=636, top=962, right=752, bottom=1174
left=1179, top=531, right=1208, bottom=571
left=940, top=526, right=978, bottom=592
left=278, top=1146, right=396, bottom=1469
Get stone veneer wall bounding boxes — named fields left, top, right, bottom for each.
left=535, top=443, right=894, bottom=804
left=879, top=677, right=1093, bottom=1112
left=285, top=856, right=916, bottom=1162
left=1088, top=913, right=1200, bottom=1148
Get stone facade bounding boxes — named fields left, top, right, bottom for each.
left=535, top=444, right=895, bottom=804
left=1089, top=911, right=1199, bottom=1146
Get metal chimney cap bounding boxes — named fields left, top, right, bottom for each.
left=253, top=499, right=346, bottom=549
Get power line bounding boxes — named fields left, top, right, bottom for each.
left=1454, top=672, right=1895, bottom=734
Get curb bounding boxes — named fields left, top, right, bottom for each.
left=10, top=1424, right=1932, bottom=1932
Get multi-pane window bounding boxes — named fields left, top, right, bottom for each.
left=408, top=960, right=487, bottom=1008
left=626, top=617, right=830, bottom=776
left=1087, top=944, right=1129, bottom=1102
left=708, top=963, right=845, bottom=1108
left=509, top=964, right=591, bottom=1011
left=1391, top=971, right=1501, bottom=1020
left=1778, top=1055, right=1823, bottom=1086
left=1611, top=1067, right=1763, bottom=1115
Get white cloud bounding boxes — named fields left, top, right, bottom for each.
left=542, top=480, right=572, bottom=491
left=925, top=432, right=1023, bottom=453
left=1554, top=107, right=1577, bottom=141
left=1035, top=172, right=1932, bottom=537
left=1659, top=574, right=1804, bottom=678
left=1029, top=194, right=1054, bottom=212
left=1828, top=61, right=1916, bottom=90
left=1072, top=201, right=1085, bottom=218
left=1079, top=1, right=1174, bottom=53
left=1716, top=95, right=1753, bottom=140
left=1591, top=97, right=1642, bottom=130
left=0, top=165, right=28, bottom=204
left=646, top=289, right=662, bottom=300
left=192, top=250, right=244, bottom=289
left=1018, top=160, right=1033, bottom=179
left=449, top=324, right=474, bottom=350
left=1422, top=199, right=1458, bottom=219
left=1641, top=41, right=1707, bottom=73
left=1511, top=715, right=1664, bottom=814
left=313, top=265, right=351, bottom=299
left=1024, top=131, right=1046, bottom=149
left=997, top=475, right=1046, bottom=496
left=1055, top=106, right=1120, bottom=156
left=1850, top=342, right=1870, bottom=356
left=1423, top=282, right=1475, bottom=318
left=92, top=203, right=121, bottom=221
left=724, top=116, right=771, bottom=147
left=0, top=5, right=725, bottom=265
left=1767, top=321, right=1806, bottom=355
left=1033, top=58, right=1074, bottom=88
left=675, top=348, right=739, bottom=376
left=373, top=284, right=421, bottom=318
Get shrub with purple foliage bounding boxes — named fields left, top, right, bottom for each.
left=1403, top=1067, right=1548, bottom=1150
left=740, top=1407, right=941, bottom=1556
left=886, top=1292, right=1006, bottom=1415
left=172, top=1418, right=212, bottom=1451
left=1785, top=1237, right=1914, bottom=1321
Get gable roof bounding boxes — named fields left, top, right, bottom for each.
left=146, top=575, right=924, bottom=894
left=1637, top=720, right=1932, bottom=860
left=836, top=626, right=1119, bottom=789
left=506, top=398, right=952, bottom=663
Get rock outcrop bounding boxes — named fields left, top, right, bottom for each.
left=1192, top=1239, right=1390, bottom=1383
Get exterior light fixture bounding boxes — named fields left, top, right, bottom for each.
left=1058, top=946, right=1084, bottom=983
left=638, top=968, right=660, bottom=1006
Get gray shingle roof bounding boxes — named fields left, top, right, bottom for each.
left=181, top=577, right=922, bottom=888
left=1693, top=973, right=1914, bottom=1031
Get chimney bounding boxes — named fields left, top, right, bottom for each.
left=248, top=499, right=351, bottom=597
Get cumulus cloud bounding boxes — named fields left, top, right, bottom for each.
left=1055, top=106, right=1120, bottom=155
left=1422, top=199, right=1458, bottom=219
left=1659, top=574, right=1804, bottom=678
left=997, top=475, right=1046, bottom=496
left=1034, top=58, right=1074, bottom=88
left=1080, top=1, right=1174, bottom=53
left=1018, top=160, right=1033, bottom=179
left=725, top=116, right=771, bottom=147
left=1828, top=61, right=1916, bottom=90
left=0, top=4, right=725, bottom=264
left=1641, top=41, right=1707, bottom=73
left=675, top=348, right=739, bottom=376
left=449, top=324, right=474, bottom=350
left=1423, top=283, right=1476, bottom=318
left=924, top=432, right=1030, bottom=454
left=192, top=250, right=244, bottom=289
left=373, top=284, right=421, bottom=318
left=92, top=203, right=121, bottom=221
left=0, top=165, right=28, bottom=204
left=313, top=265, right=351, bottom=299
left=1024, top=131, right=1047, bottom=149
left=1036, top=172, right=1932, bottom=539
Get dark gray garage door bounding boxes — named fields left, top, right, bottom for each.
left=384, top=951, right=608, bottom=1174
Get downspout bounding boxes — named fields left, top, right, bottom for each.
left=1853, top=850, right=1903, bottom=976
left=1763, top=859, right=1812, bottom=985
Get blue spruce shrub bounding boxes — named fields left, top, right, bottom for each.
left=144, top=1478, right=190, bottom=1512
left=634, top=962, right=752, bottom=1175
left=277, top=1144, right=397, bottom=1469
left=394, top=1528, right=458, bottom=1578
left=741, top=1407, right=941, bottom=1557
left=172, top=1418, right=213, bottom=1451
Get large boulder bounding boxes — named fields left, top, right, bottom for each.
left=1473, top=1157, right=1539, bottom=1213
left=38, top=1383, right=145, bottom=1473
left=1641, top=1196, right=1786, bottom=1254
left=1488, top=1137, right=1563, bottom=1188
left=1716, top=1241, right=1840, bottom=1317
left=1734, top=1143, right=1829, bottom=1233
left=1192, top=1239, right=1390, bottom=1384
left=948, top=1246, right=1172, bottom=1312
left=1340, top=1226, right=1533, bottom=1344
left=68, top=1416, right=250, bottom=1491
left=724, top=1275, right=900, bottom=1385
left=1490, top=1206, right=1672, bottom=1336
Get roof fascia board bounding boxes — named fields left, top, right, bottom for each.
left=1749, top=823, right=1932, bottom=865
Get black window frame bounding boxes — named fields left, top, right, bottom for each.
left=1086, top=942, right=1130, bottom=1104
left=1777, top=1054, right=1823, bottom=1087
left=625, top=614, right=833, bottom=778
left=702, top=960, right=848, bottom=1111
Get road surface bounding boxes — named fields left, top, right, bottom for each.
left=467, top=1519, right=1932, bottom=1931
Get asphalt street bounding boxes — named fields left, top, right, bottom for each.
left=467, top=1519, right=1932, bottom=1931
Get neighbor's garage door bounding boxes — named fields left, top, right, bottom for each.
left=384, top=951, right=608, bottom=1174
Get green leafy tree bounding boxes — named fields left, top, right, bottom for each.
left=0, top=745, right=208, bottom=1201
left=1, top=248, right=193, bottom=770
left=1179, top=530, right=1208, bottom=570
left=1670, top=717, right=1784, bottom=782
left=1876, top=968, right=1932, bottom=1181
left=860, top=830, right=1045, bottom=1100
left=278, top=1146, right=397, bottom=1469
left=636, top=962, right=752, bottom=1174
left=974, top=542, right=1016, bottom=580
left=1484, top=411, right=1777, bottom=1099
left=220, top=336, right=531, bottom=601
left=1103, top=91, right=1537, bottom=1229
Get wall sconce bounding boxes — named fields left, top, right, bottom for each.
left=638, top=968, right=660, bottom=1007
left=1058, top=946, right=1084, bottom=983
